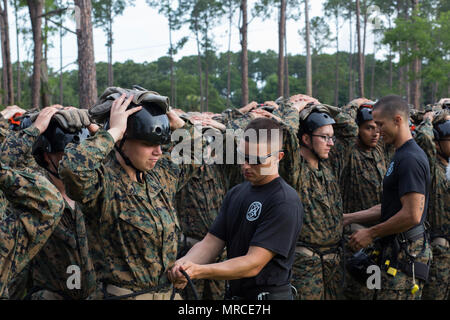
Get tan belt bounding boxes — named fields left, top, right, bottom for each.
left=295, top=246, right=338, bottom=261
left=431, top=237, right=449, bottom=248
left=105, top=284, right=182, bottom=300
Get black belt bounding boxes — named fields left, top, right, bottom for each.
left=402, top=224, right=425, bottom=242
left=228, top=283, right=293, bottom=300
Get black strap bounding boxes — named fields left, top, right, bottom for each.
left=102, top=270, right=199, bottom=301
left=114, top=138, right=144, bottom=183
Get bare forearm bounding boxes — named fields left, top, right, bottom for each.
left=180, top=239, right=223, bottom=265
left=369, top=208, right=420, bottom=239
left=196, top=256, right=260, bottom=280
left=345, top=204, right=381, bottom=225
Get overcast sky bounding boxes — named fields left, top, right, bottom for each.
left=8, top=0, right=387, bottom=71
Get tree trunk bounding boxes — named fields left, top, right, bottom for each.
left=204, top=17, right=209, bottom=112
left=305, top=0, right=312, bottom=96
left=411, top=0, right=421, bottom=109
left=240, top=0, right=249, bottom=106
left=75, top=0, right=97, bottom=109
left=226, top=3, right=233, bottom=108
left=356, top=0, right=364, bottom=97
left=370, top=38, right=376, bottom=99
left=277, top=0, right=286, bottom=98
left=194, top=25, right=203, bottom=112
left=284, top=26, right=289, bottom=98
left=0, top=0, right=14, bottom=105
left=334, top=8, right=339, bottom=107
left=60, top=13, right=63, bottom=105
left=348, top=9, right=353, bottom=101
left=14, top=0, right=20, bottom=104
left=169, top=17, right=175, bottom=107
left=27, top=0, right=43, bottom=108
left=41, top=8, right=50, bottom=107
left=107, top=7, right=113, bottom=86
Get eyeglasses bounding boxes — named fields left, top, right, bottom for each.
left=237, top=149, right=282, bottom=165
left=312, top=135, right=336, bottom=143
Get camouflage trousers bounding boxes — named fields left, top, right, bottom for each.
left=291, top=249, right=344, bottom=300
left=422, top=243, right=449, bottom=300
left=374, top=238, right=432, bottom=300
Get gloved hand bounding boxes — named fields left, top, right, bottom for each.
left=89, top=86, right=170, bottom=124
left=299, top=104, right=341, bottom=122
left=53, top=108, right=91, bottom=133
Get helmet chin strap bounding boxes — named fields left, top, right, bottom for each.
left=45, top=157, right=61, bottom=180
left=304, top=134, right=322, bottom=162
left=115, top=136, right=144, bottom=183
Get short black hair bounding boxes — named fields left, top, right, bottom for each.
left=244, top=118, right=283, bottom=145
left=373, top=95, right=410, bottom=120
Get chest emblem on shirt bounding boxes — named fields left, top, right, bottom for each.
left=386, top=161, right=394, bottom=177
left=246, top=201, right=262, bottom=221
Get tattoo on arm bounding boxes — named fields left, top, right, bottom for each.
left=419, top=196, right=424, bottom=213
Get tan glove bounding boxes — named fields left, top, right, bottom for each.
left=53, top=109, right=91, bottom=133
left=299, top=104, right=341, bottom=122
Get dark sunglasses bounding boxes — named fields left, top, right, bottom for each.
left=237, top=149, right=282, bottom=165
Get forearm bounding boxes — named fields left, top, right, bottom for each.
left=179, top=236, right=224, bottom=265
left=195, top=255, right=260, bottom=281
left=369, top=207, right=420, bottom=239
left=345, top=204, right=381, bottom=225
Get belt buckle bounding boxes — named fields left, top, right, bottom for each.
left=257, top=292, right=270, bottom=300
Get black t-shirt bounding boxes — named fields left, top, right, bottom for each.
left=209, top=176, right=304, bottom=297
left=381, top=139, right=430, bottom=225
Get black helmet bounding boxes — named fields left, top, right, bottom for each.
left=433, top=120, right=450, bottom=141
left=106, top=102, right=171, bottom=145
left=32, top=120, right=89, bottom=169
left=298, top=111, right=336, bottom=139
left=356, top=107, right=374, bottom=126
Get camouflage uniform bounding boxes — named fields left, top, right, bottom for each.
left=0, top=163, right=65, bottom=299
left=0, top=115, right=9, bottom=217
left=415, top=119, right=449, bottom=300
left=0, top=125, right=97, bottom=300
left=337, top=103, right=392, bottom=299
left=175, top=164, right=227, bottom=300
left=279, top=106, right=358, bottom=300
left=59, top=127, right=201, bottom=299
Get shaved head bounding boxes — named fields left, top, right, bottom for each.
left=373, top=95, right=410, bottom=120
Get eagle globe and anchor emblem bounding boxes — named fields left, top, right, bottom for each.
left=246, top=201, right=262, bottom=221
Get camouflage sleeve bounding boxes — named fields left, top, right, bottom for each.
left=164, top=122, right=205, bottom=192
left=59, top=129, right=114, bottom=212
left=329, top=110, right=358, bottom=179
left=273, top=102, right=299, bottom=133
left=213, top=108, right=244, bottom=125
left=0, top=116, right=9, bottom=144
left=0, top=164, right=64, bottom=295
left=0, top=126, right=40, bottom=169
left=415, top=118, right=436, bottom=170
left=278, top=121, right=302, bottom=188
left=342, top=102, right=359, bottom=119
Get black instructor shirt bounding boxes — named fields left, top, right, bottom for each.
left=381, top=139, right=430, bottom=225
left=209, top=176, right=304, bottom=297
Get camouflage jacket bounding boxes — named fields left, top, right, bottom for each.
left=59, top=128, right=200, bottom=292
left=415, top=119, right=450, bottom=239
left=280, top=107, right=358, bottom=249
left=337, top=103, right=391, bottom=213
left=0, top=165, right=64, bottom=299
left=0, top=116, right=9, bottom=145
left=339, top=140, right=387, bottom=214
left=0, top=125, right=97, bottom=299
left=175, top=164, right=228, bottom=240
